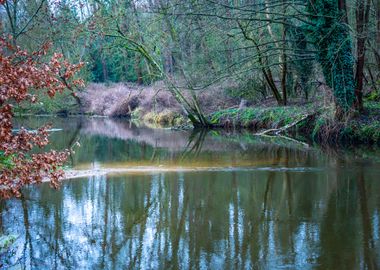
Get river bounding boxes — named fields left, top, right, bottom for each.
left=1, top=116, right=379, bottom=269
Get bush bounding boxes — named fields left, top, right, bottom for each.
left=0, top=37, right=82, bottom=198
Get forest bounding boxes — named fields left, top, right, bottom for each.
left=0, top=0, right=379, bottom=126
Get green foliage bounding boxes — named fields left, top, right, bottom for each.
left=312, top=116, right=328, bottom=139
left=210, top=106, right=310, bottom=128
left=309, top=102, right=380, bottom=143
left=89, top=43, right=152, bottom=84
left=210, top=108, right=240, bottom=125
left=225, top=79, right=266, bottom=102
left=0, top=234, right=17, bottom=251
left=365, top=101, right=380, bottom=111
left=341, top=120, right=380, bottom=143
left=0, top=151, right=13, bottom=169
left=13, top=92, right=79, bottom=115
left=358, top=123, right=380, bottom=142
left=288, top=26, right=314, bottom=99
left=366, top=90, right=380, bottom=101
left=305, top=0, right=355, bottom=110
left=239, top=109, right=259, bottom=125
left=210, top=103, right=354, bottom=143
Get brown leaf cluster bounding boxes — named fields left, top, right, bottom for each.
left=0, top=37, right=83, bottom=199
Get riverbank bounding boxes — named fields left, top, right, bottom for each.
left=209, top=102, right=380, bottom=145
left=72, top=83, right=380, bottom=145
left=14, top=82, right=380, bottom=145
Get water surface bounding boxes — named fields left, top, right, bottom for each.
left=1, top=117, right=380, bottom=269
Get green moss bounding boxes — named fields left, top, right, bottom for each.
left=240, top=108, right=258, bottom=125
left=210, top=106, right=311, bottom=130
left=210, top=108, right=240, bottom=124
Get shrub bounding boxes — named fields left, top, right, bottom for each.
left=0, top=37, right=83, bottom=198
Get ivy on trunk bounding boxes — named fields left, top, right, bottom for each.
left=305, top=0, right=355, bottom=115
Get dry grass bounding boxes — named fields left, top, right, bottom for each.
left=79, top=81, right=241, bottom=120
left=79, top=81, right=182, bottom=117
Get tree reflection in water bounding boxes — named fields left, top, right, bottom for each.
left=1, top=117, right=379, bottom=269
left=1, top=167, right=379, bottom=269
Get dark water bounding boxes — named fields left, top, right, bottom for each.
left=1, top=117, right=380, bottom=269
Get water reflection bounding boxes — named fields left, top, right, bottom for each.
left=1, top=117, right=379, bottom=269
left=2, top=169, right=380, bottom=269
left=13, top=116, right=329, bottom=169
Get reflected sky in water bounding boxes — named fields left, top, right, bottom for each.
left=1, top=117, right=380, bottom=269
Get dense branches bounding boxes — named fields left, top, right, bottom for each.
left=1, top=0, right=379, bottom=120
left=0, top=37, right=83, bottom=198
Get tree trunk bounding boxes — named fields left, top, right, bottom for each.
left=338, top=0, right=348, bottom=24
left=281, top=3, right=288, bottom=106
left=237, top=21, right=283, bottom=105
left=101, top=56, right=108, bottom=82
left=374, top=0, right=380, bottom=71
left=135, top=54, right=143, bottom=85
left=377, top=0, right=380, bottom=46
left=354, top=0, right=371, bottom=112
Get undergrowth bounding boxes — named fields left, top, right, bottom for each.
left=210, top=105, right=312, bottom=129
left=210, top=102, right=380, bottom=145
left=139, top=110, right=186, bottom=126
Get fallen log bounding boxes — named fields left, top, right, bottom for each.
left=256, top=113, right=315, bottom=136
